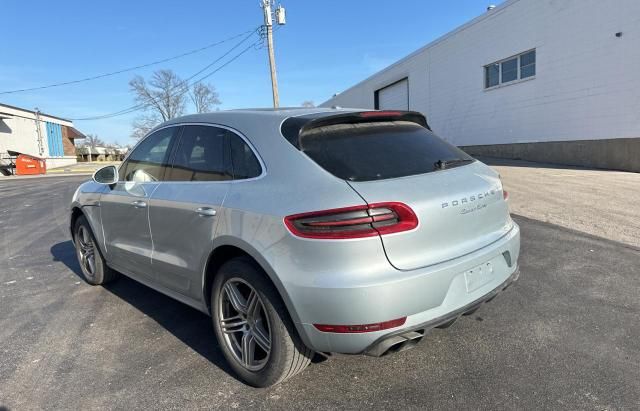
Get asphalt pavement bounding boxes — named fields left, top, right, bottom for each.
left=0, top=176, right=638, bottom=410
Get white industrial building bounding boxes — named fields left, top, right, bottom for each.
left=0, top=103, right=84, bottom=169
left=322, top=0, right=640, bottom=172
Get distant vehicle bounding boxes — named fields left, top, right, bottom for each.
left=70, top=108, right=520, bottom=387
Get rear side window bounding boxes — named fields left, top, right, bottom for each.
left=299, top=121, right=473, bottom=182
left=168, top=125, right=231, bottom=182
left=229, top=135, right=262, bottom=179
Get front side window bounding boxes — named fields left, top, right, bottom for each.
left=485, top=49, right=536, bottom=89
left=120, top=127, right=177, bottom=182
left=168, top=125, right=231, bottom=182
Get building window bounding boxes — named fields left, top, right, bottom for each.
left=519, top=50, right=536, bottom=79
left=484, top=49, right=536, bottom=89
left=485, top=63, right=499, bottom=88
left=501, top=57, right=518, bottom=83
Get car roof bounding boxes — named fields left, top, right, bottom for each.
left=157, top=107, right=358, bottom=129
left=156, top=108, right=430, bottom=154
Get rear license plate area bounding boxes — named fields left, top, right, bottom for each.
left=464, top=261, right=495, bottom=293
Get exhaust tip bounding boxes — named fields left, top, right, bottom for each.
left=385, top=338, right=420, bottom=355
left=366, top=330, right=424, bottom=357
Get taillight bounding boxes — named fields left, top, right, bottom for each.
left=314, top=317, right=407, bottom=333
left=284, top=202, right=418, bottom=239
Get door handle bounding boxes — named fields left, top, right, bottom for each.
left=131, top=200, right=147, bottom=208
left=195, top=207, right=217, bottom=217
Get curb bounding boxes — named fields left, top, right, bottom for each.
left=0, top=173, right=92, bottom=181
left=47, top=169, right=98, bottom=173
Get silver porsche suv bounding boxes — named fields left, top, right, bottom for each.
left=70, top=108, right=520, bottom=387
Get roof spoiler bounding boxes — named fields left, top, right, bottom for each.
left=299, top=111, right=431, bottom=135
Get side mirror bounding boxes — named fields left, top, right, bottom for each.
left=92, top=165, right=119, bottom=185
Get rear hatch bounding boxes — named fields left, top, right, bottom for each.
left=286, top=111, right=513, bottom=271
left=347, top=163, right=512, bottom=270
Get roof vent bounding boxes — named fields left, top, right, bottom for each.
left=487, top=5, right=496, bottom=11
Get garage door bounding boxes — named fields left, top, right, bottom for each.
left=375, top=79, right=409, bottom=110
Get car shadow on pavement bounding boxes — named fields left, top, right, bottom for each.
left=50, top=240, right=236, bottom=379
left=51, top=241, right=83, bottom=277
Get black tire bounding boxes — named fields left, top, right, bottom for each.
left=74, top=215, right=118, bottom=285
left=211, top=257, right=313, bottom=387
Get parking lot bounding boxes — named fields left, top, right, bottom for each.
left=1, top=163, right=639, bottom=410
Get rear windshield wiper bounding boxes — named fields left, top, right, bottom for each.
left=434, top=158, right=474, bottom=170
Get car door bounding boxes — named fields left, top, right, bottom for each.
left=148, top=124, right=233, bottom=300
left=100, top=126, right=180, bottom=279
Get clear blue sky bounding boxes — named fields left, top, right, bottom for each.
left=0, top=0, right=503, bottom=144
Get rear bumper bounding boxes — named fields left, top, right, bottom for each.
left=290, top=222, right=521, bottom=354
left=364, top=266, right=519, bottom=356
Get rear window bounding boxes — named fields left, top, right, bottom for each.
left=298, top=121, right=473, bottom=182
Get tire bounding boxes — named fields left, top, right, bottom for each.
left=211, top=257, right=313, bottom=387
left=74, top=215, right=118, bottom=285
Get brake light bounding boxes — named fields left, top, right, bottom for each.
left=314, top=317, right=407, bottom=333
left=359, top=111, right=403, bottom=118
left=284, top=202, right=418, bottom=239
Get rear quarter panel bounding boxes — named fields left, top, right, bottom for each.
left=211, top=118, right=397, bottom=346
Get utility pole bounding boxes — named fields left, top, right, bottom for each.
left=34, top=108, right=45, bottom=157
left=261, top=0, right=286, bottom=108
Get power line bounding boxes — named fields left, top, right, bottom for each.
left=194, top=38, right=265, bottom=84
left=0, top=28, right=259, bottom=95
left=71, top=31, right=262, bottom=121
left=71, top=31, right=265, bottom=121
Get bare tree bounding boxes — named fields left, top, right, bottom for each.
left=129, top=69, right=187, bottom=138
left=301, top=100, right=315, bottom=108
left=84, top=134, right=105, bottom=148
left=190, top=83, right=221, bottom=113
left=131, top=113, right=160, bottom=140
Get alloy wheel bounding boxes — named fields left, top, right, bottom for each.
left=218, top=278, right=272, bottom=371
left=76, top=225, right=96, bottom=278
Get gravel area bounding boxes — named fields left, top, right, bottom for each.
left=483, top=157, right=640, bottom=248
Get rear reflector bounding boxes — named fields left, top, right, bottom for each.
left=314, top=317, right=407, bottom=333
left=499, top=175, right=508, bottom=201
left=284, top=202, right=418, bottom=239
